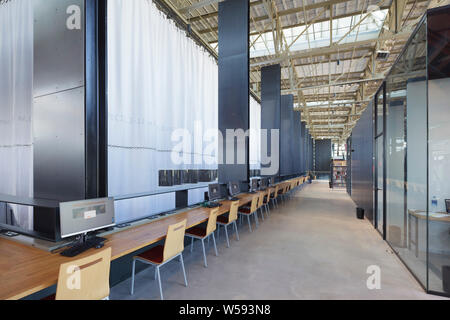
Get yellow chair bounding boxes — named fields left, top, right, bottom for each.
left=130, top=219, right=188, bottom=300
left=262, top=188, right=272, bottom=217
left=217, top=200, right=240, bottom=248
left=270, top=185, right=280, bottom=208
left=185, top=208, right=219, bottom=268
left=256, top=190, right=267, bottom=222
left=238, top=194, right=259, bottom=232
left=55, top=247, right=112, bottom=300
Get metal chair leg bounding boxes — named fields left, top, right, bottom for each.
left=156, top=266, right=163, bottom=300
left=154, top=266, right=157, bottom=280
left=224, top=224, right=230, bottom=248
left=201, top=238, right=208, bottom=268
left=247, top=215, right=252, bottom=232
left=217, top=225, right=220, bottom=241
left=130, top=259, right=136, bottom=295
left=259, top=208, right=264, bottom=221
left=211, top=232, right=218, bottom=256
left=254, top=212, right=259, bottom=227
left=233, top=221, right=240, bottom=241
left=180, top=254, right=188, bottom=287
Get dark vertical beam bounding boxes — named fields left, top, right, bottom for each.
left=301, top=122, right=306, bottom=173
left=293, top=111, right=302, bottom=174
left=280, top=95, right=294, bottom=176
left=85, top=0, right=108, bottom=198
left=218, top=0, right=250, bottom=184
left=261, top=64, right=281, bottom=177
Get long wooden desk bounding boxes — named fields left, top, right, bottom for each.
left=0, top=178, right=305, bottom=300
left=0, top=193, right=258, bottom=300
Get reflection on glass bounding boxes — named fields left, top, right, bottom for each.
left=427, top=9, right=450, bottom=295
left=386, top=21, right=427, bottom=287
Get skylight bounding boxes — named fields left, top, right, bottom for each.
left=248, top=9, right=388, bottom=58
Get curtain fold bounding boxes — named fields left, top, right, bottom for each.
left=108, top=0, right=218, bottom=223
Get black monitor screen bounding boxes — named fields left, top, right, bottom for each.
left=159, top=170, right=173, bottom=187
left=250, top=179, right=258, bottom=191
left=260, top=178, right=268, bottom=189
left=188, top=170, right=198, bottom=183
left=198, top=170, right=211, bottom=182
left=228, top=182, right=240, bottom=196
left=269, top=177, right=275, bottom=186
left=208, top=183, right=221, bottom=201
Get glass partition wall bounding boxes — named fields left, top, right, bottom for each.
left=376, top=6, right=450, bottom=296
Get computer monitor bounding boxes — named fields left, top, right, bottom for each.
left=198, top=170, right=212, bottom=182
left=159, top=170, right=173, bottom=186
left=173, top=170, right=182, bottom=185
left=250, top=179, right=258, bottom=192
left=269, top=177, right=275, bottom=186
left=260, top=178, right=268, bottom=189
left=208, top=183, right=221, bottom=202
left=188, top=170, right=199, bottom=183
left=60, top=198, right=115, bottom=239
left=228, top=181, right=240, bottom=197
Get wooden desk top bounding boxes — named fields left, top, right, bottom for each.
left=0, top=192, right=258, bottom=300
left=407, top=209, right=450, bottom=222
left=0, top=178, right=303, bottom=300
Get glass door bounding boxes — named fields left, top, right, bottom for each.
left=374, top=84, right=386, bottom=238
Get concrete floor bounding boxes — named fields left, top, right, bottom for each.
left=110, top=181, right=447, bottom=300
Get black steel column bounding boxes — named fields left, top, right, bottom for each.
left=261, top=64, right=281, bottom=177
left=301, top=122, right=307, bottom=174
left=218, top=0, right=250, bottom=184
left=293, top=110, right=302, bottom=174
left=280, top=95, right=294, bottom=176
left=85, top=0, right=108, bottom=198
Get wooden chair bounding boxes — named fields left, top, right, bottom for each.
left=55, top=247, right=112, bottom=300
left=256, top=190, right=267, bottom=222
left=185, top=208, right=219, bottom=268
left=262, top=188, right=272, bottom=217
left=270, top=185, right=280, bottom=208
left=131, top=219, right=188, bottom=300
left=216, top=200, right=240, bottom=248
left=238, top=194, right=259, bottom=232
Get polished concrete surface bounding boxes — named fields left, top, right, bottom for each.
left=110, top=181, right=447, bottom=300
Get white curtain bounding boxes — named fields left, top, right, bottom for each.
left=0, top=0, right=33, bottom=230
left=108, top=0, right=218, bottom=223
left=250, top=96, right=261, bottom=170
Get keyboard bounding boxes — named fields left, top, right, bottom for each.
left=60, top=237, right=107, bottom=257
left=229, top=197, right=239, bottom=201
left=206, top=202, right=223, bottom=208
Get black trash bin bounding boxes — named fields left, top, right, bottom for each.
left=356, top=208, right=364, bottom=220
left=443, top=266, right=450, bottom=293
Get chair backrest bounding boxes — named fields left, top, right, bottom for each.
left=249, top=194, right=259, bottom=213
left=273, top=185, right=279, bottom=198
left=163, top=219, right=187, bottom=262
left=56, top=247, right=111, bottom=300
left=206, top=208, right=219, bottom=235
left=257, top=191, right=265, bottom=208
left=228, top=201, right=240, bottom=223
left=264, top=188, right=271, bottom=204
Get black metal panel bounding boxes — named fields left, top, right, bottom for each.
left=218, top=0, right=250, bottom=184
left=293, top=111, right=301, bottom=174
left=315, top=139, right=331, bottom=172
left=260, top=64, right=281, bottom=176
left=280, top=95, right=294, bottom=175
left=300, top=123, right=306, bottom=173
left=85, top=0, right=108, bottom=199
left=351, top=101, right=374, bottom=222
